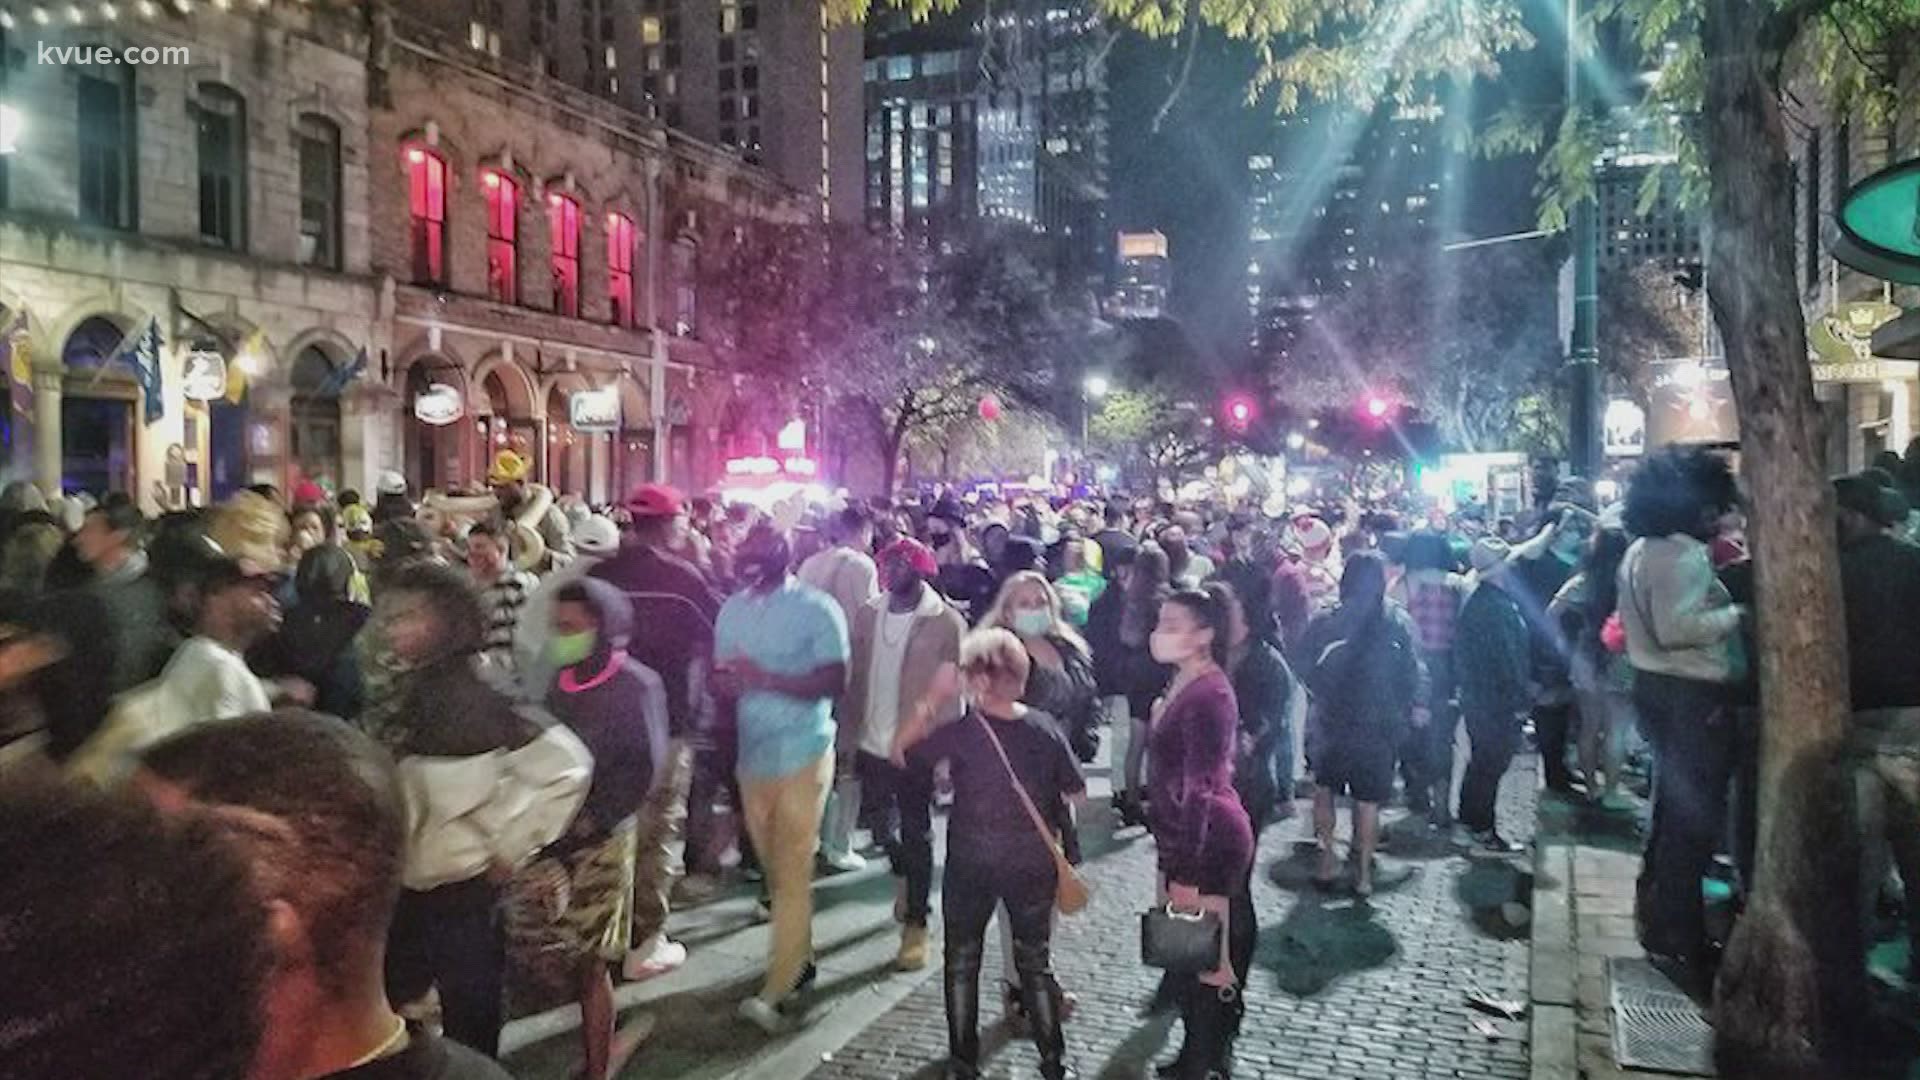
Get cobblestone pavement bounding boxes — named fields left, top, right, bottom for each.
left=811, top=757, right=1540, bottom=1080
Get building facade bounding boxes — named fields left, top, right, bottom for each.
left=862, top=0, right=1108, bottom=286
left=1790, top=66, right=1920, bottom=472
left=0, top=1, right=381, bottom=507
left=1107, top=229, right=1168, bottom=320
left=0, top=0, right=813, bottom=509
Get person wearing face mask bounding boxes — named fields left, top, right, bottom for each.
left=515, top=578, right=668, bottom=1080
left=1298, top=552, right=1425, bottom=896
left=844, top=539, right=966, bottom=972
left=981, top=571, right=1100, bottom=765
left=712, top=524, right=851, bottom=1032
left=926, top=500, right=996, bottom=625
left=892, top=630, right=1085, bottom=1080
left=1508, top=489, right=1598, bottom=794
left=1112, top=542, right=1174, bottom=828
left=1145, top=588, right=1255, bottom=1080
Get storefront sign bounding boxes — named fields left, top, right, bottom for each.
left=776, top=418, right=807, bottom=451
left=1811, top=302, right=1903, bottom=365
left=413, top=383, right=465, bottom=426
left=181, top=349, right=228, bottom=402
left=1647, top=359, right=1738, bottom=446
left=568, top=388, right=620, bottom=432
left=1811, top=358, right=1920, bottom=383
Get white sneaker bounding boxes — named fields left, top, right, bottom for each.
left=737, top=995, right=786, bottom=1034
left=623, top=938, right=689, bottom=981
left=816, top=849, right=867, bottom=874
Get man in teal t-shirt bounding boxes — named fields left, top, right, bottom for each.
left=715, top=524, right=850, bottom=1032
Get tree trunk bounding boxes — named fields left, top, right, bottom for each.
left=1701, top=0, right=1864, bottom=1072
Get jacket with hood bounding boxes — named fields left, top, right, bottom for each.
left=85, top=551, right=178, bottom=694
left=543, top=578, right=669, bottom=843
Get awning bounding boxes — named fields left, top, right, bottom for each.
left=1835, top=158, right=1920, bottom=285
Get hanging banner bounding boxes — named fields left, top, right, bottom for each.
left=413, top=383, right=465, bottom=426
left=568, top=387, right=620, bottom=432
left=1647, top=358, right=1738, bottom=446
left=181, top=348, right=229, bottom=402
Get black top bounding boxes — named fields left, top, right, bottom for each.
left=935, top=562, right=998, bottom=626
left=909, top=707, right=1084, bottom=866
left=546, top=658, right=658, bottom=832
left=589, top=544, right=724, bottom=736
left=1839, top=533, right=1920, bottom=710
left=321, top=1028, right=511, bottom=1080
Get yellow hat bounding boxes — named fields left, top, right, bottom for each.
left=488, top=449, right=531, bottom=485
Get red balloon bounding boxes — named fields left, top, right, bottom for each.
left=978, top=394, right=1002, bottom=421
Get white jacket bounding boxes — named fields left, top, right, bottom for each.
left=1617, top=534, right=1744, bottom=685
left=396, top=722, right=593, bottom=891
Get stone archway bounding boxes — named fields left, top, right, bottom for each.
left=400, top=352, right=471, bottom=492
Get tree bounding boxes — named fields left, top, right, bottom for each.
left=705, top=222, right=1084, bottom=494
left=834, top=0, right=1917, bottom=1068
left=1599, top=260, right=1709, bottom=401
left=1277, top=244, right=1564, bottom=455
left=1088, top=385, right=1218, bottom=491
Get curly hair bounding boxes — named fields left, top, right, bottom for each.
left=380, top=559, right=487, bottom=659
left=1622, top=445, right=1738, bottom=539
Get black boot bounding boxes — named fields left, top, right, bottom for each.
left=1155, top=980, right=1197, bottom=1078
left=943, top=939, right=983, bottom=1079
left=1015, top=941, right=1070, bottom=1080
left=1188, top=982, right=1244, bottom=1079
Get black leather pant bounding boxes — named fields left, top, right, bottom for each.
left=1162, top=872, right=1254, bottom=1078
left=942, top=848, right=1066, bottom=1079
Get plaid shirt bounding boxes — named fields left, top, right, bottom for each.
left=1403, top=571, right=1464, bottom=655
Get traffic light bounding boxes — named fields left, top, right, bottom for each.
left=1223, top=394, right=1256, bottom=433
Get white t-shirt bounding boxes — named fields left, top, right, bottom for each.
left=860, top=588, right=943, bottom=758
left=161, top=636, right=272, bottom=723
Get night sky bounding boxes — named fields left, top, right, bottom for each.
left=1104, top=13, right=1561, bottom=372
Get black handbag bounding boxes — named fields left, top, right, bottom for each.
left=1139, top=902, right=1223, bottom=973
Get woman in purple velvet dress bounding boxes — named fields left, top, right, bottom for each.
left=1147, top=585, right=1256, bottom=1080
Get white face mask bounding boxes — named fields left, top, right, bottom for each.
left=1150, top=629, right=1201, bottom=665
left=1012, top=609, right=1052, bottom=638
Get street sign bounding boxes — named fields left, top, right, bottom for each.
left=182, top=349, right=228, bottom=402
left=568, top=387, right=619, bottom=432
left=413, top=383, right=464, bottom=426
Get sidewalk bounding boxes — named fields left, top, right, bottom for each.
left=1528, top=780, right=1690, bottom=1080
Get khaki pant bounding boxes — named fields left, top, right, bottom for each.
left=740, top=750, right=833, bottom=1003
left=1857, top=751, right=1920, bottom=955
left=630, top=737, right=694, bottom=951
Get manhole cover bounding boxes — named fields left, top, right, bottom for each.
left=1609, top=956, right=1716, bottom=1075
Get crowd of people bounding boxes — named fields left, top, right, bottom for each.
left=6, top=437, right=1920, bottom=1079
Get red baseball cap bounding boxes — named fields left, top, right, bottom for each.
left=624, top=483, right=685, bottom=518
left=879, top=538, right=938, bottom=577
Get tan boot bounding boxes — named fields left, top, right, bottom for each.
left=896, top=924, right=930, bottom=971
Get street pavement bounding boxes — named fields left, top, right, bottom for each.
left=503, top=744, right=1540, bottom=1080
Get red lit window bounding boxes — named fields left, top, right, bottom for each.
left=549, top=192, right=580, bottom=317
left=406, top=147, right=448, bottom=286
left=607, top=211, right=636, bottom=327
left=483, top=170, right=518, bottom=304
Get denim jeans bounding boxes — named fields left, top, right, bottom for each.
left=856, top=750, right=934, bottom=926
left=1633, top=671, right=1733, bottom=959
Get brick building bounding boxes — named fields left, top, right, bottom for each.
left=371, top=12, right=810, bottom=502
left=0, top=0, right=381, bottom=505
left=0, top=0, right=816, bottom=507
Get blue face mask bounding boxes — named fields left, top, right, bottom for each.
left=1012, top=609, right=1052, bottom=638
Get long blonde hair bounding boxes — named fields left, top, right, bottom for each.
left=980, top=570, right=1090, bottom=658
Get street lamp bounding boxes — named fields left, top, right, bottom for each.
left=1079, top=373, right=1110, bottom=478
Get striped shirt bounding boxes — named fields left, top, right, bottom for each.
left=478, top=569, right=538, bottom=677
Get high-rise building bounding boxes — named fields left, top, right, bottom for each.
left=863, top=0, right=1109, bottom=284
left=1109, top=231, right=1170, bottom=320
left=417, top=0, right=865, bottom=223
left=1596, top=108, right=1700, bottom=270
left=1246, top=105, right=1447, bottom=364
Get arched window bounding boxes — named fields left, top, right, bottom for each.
left=606, top=211, right=636, bottom=327
left=548, top=192, right=581, bottom=317
left=295, top=115, right=341, bottom=270
left=406, top=147, right=449, bottom=285
left=195, top=84, right=247, bottom=250
left=484, top=169, right=519, bottom=304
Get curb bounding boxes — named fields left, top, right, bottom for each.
left=1530, top=759, right=1580, bottom=1080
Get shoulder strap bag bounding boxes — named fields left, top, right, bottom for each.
left=975, top=714, right=1090, bottom=915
